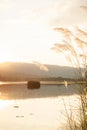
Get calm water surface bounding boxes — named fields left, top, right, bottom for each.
left=0, top=83, right=81, bottom=130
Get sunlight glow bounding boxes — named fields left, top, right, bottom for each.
left=0, top=25, right=63, bottom=65
left=0, top=100, right=13, bottom=110
left=0, top=0, right=87, bottom=66
left=0, top=82, right=6, bottom=85
left=0, top=46, right=14, bottom=63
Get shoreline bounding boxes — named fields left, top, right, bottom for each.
left=0, top=81, right=86, bottom=85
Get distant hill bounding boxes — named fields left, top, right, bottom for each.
left=0, top=62, right=80, bottom=81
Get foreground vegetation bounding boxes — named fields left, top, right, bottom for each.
left=52, top=26, right=87, bottom=129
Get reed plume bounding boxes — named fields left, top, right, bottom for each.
left=52, top=26, right=87, bottom=129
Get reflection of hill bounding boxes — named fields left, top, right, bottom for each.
left=0, top=62, right=80, bottom=81
left=0, top=83, right=81, bottom=100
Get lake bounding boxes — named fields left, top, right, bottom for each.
left=0, top=83, right=82, bottom=130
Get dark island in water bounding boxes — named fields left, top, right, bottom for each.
left=27, top=81, right=40, bottom=89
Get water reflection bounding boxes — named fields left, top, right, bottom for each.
left=0, top=83, right=81, bottom=130
left=0, top=100, right=13, bottom=109
left=0, top=83, right=81, bottom=100
left=0, top=96, right=80, bottom=130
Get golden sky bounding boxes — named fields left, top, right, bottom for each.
left=0, top=0, right=87, bottom=66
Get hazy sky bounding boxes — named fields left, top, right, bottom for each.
left=0, top=0, right=87, bottom=66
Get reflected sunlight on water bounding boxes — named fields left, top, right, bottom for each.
left=0, top=100, right=13, bottom=110
left=0, top=83, right=81, bottom=130
left=0, top=81, right=6, bottom=85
